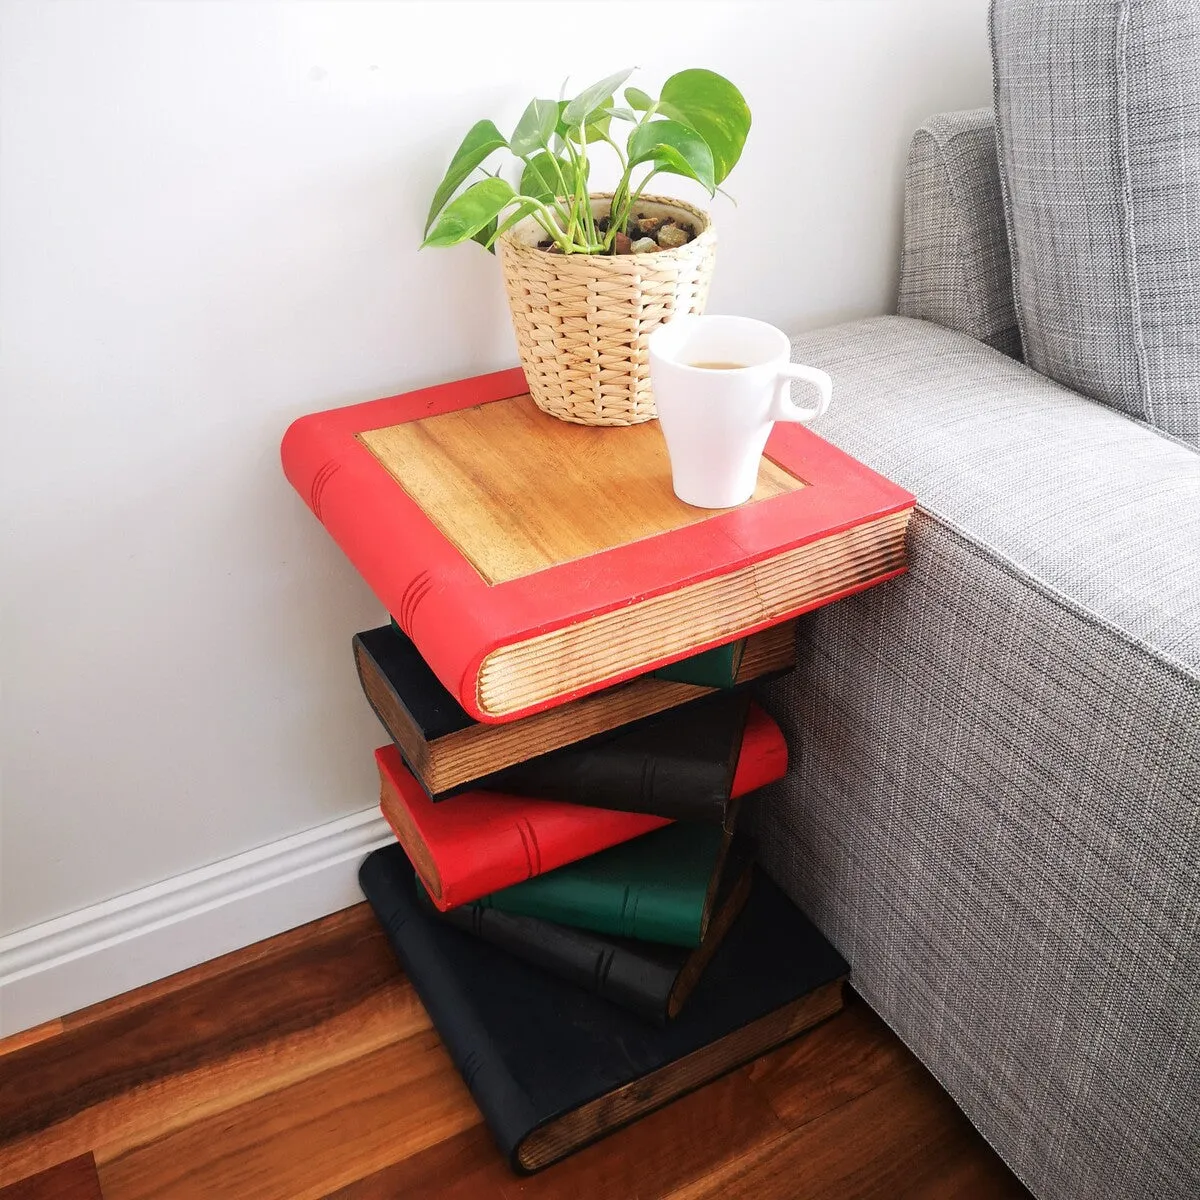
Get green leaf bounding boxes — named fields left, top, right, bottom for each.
left=603, top=105, right=638, bottom=123
left=471, top=217, right=499, bottom=254
left=555, top=99, right=610, bottom=146
left=633, top=144, right=713, bottom=194
left=583, top=106, right=611, bottom=140
left=658, top=69, right=751, bottom=184
left=486, top=198, right=543, bottom=249
left=509, top=98, right=558, bottom=157
left=553, top=99, right=571, bottom=143
left=563, top=68, right=633, bottom=128
left=628, top=118, right=716, bottom=193
left=421, top=177, right=515, bottom=248
left=625, top=86, right=654, bottom=112
left=423, top=119, right=507, bottom=236
left=520, top=151, right=566, bottom=202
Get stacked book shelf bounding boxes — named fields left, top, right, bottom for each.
left=282, top=368, right=914, bottom=1173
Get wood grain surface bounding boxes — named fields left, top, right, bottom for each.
left=661, top=1066, right=1029, bottom=1200
left=0, top=903, right=1031, bottom=1200
left=0, top=907, right=398, bottom=1144
left=0, top=1155, right=103, bottom=1200
left=358, top=393, right=803, bottom=586
left=476, top=508, right=910, bottom=716
left=0, top=1021, right=63, bottom=1061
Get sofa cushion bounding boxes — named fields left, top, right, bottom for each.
left=794, top=316, right=1200, bottom=674
left=990, top=0, right=1200, bottom=447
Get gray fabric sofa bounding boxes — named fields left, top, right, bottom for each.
left=756, top=10, right=1200, bottom=1200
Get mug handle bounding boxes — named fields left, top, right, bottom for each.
left=770, top=363, right=833, bottom=424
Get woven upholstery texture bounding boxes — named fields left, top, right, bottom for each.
left=898, top=109, right=1020, bottom=358
left=497, top=195, right=715, bottom=426
left=756, top=315, right=1199, bottom=1200
left=990, top=0, right=1200, bottom=447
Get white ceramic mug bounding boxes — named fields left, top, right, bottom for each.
left=648, top=315, right=833, bottom=508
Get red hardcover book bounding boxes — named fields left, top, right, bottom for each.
left=378, top=702, right=788, bottom=911
left=282, top=368, right=913, bottom=723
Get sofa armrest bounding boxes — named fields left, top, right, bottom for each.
left=762, top=314, right=1199, bottom=1200
left=898, top=109, right=1021, bottom=358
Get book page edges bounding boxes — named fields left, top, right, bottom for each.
left=477, top=509, right=911, bottom=718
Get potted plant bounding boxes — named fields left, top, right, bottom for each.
left=422, top=69, right=751, bottom=426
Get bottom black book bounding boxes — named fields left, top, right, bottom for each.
left=359, top=843, right=849, bottom=1174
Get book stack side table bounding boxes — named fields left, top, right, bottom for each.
left=281, top=367, right=915, bottom=1172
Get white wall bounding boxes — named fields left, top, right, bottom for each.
left=0, top=1, right=991, bottom=940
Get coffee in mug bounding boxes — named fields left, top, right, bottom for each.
left=648, top=315, right=832, bottom=509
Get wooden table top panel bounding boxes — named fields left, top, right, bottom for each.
left=358, top=394, right=804, bottom=585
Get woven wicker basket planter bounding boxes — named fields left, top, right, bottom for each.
left=497, top=194, right=716, bottom=426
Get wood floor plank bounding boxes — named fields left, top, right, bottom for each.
left=499, top=1063, right=788, bottom=1200
left=333, top=1061, right=791, bottom=1200
left=0, top=1153, right=103, bottom=1200
left=0, top=904, right=396, bottom=1145
left=322, top=1125, right=510, bottom=1200
left=0, top=902, right=1032, bottom=1200
left=747, top=993, right=918, bottom=1128
left=96, top=1031, right=482, bottom=1200
left=62, top=906, right=380, bottom=1033
left=0, top=1021, right=63, bottom=1061
left=660, top=1064, right=1030, bottom=1200
left=0, top=978, right=427, bottom=1188
left=906, top=1142, right=1034, bottom=1200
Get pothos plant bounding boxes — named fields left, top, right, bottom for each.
left=421, top=68, right=751, bottom=256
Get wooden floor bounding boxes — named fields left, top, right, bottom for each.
left=0, top=905, right=1030, bottom=1200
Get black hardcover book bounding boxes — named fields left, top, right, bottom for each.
left=359, top=844, right=848, bottom=1174
left=352, top=621, right=796, bottom=800
left=476, top=691, right=750, bottom=821
left=417, top=848, right=754, bottom=1025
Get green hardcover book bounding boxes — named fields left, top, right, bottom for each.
left=650, top=639, right=746, bottom=687
left=476, top=820, right=736, bottom=947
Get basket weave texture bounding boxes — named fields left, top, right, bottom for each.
left=497, top=194, right=716, bottom=426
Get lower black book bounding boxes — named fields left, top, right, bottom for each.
left=476, top=691, right=750, bottom=821
left=359, top=843, right=849, bottom=1174
left=416, top=848, right=755, bottom=1025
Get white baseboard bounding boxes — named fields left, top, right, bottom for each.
left=0, top=808, right=394, bottom=1038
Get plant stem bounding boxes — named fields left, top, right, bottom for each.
left=578, top=123, right=597, bottom=248
left=610, top=102, right=662, bottom=238
left=561, top=139, right=584, bottom=250
left=598, top=129, right=627, bottom=171
left=530, top=211, right=557, bottom=242
left=524, top=200, right=576, bottom=248
left=626, top=168, right=658, bottom=211
left=526, top=199, right=597, bottom=254
left=606, top=172, right=632, bottom=249
left=547, top=153, right=572, bottom=200
left=508, top=155, right=573, bottom=230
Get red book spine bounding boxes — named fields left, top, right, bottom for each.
left=732, top=704, right=789, bottom=794
left=377, top=744, right=669, bottom=910
left=376, top=704, right=788, bottom=911
left=280, top=368, right=528, bottom=720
